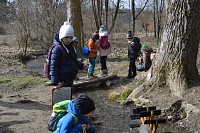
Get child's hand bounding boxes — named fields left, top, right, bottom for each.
left=82, top=124, right=90, bottom=130
left=83, top=65, right=88, bottom=71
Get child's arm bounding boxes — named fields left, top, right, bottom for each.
left=58, top=114, right=75, bottom=133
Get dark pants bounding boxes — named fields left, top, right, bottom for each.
left=100, top=56, right=107, bottom=70
left=128, top=58, right=136, bottom=76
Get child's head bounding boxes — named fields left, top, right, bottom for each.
left=92, top=31, right=99, bottom=41
left=73, top=37, right=78, bottom=44
left=59, top=21, right=74, bottom=45
left=126, top=30, right=133, bottom=40
left=75, top=94, right=95, bottom=116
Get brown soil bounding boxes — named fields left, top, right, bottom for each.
left=0, top=35, right=199, bottom=133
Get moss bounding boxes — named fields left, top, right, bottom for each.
left=0, top=76, right=49, bottom=91
left=109, top=87, right=133, bottom=104
left=135, top=98, right=143, bottom=105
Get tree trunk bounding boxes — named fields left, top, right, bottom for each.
left=67, top=0, right=82, bottom=50
left=131, top=0, right=135, bottom=35
left=109, top=0, right=120, bottom=33
left=97, top=0, right=102, bottom=26
left=153, top=0, right=200, bottom=97
left=153, top=0, right=157, bottom=39
left=105, top=0, right=108, bottom=28
left=92, top=0, right=99, bottom=30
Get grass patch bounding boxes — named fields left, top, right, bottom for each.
left=109, top=87, right=132, bottom=104
left=0, top=76, right=49, bottom=91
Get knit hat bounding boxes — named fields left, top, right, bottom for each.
left=92, top=31, right=99, bottom=41
left=73, top=37, right=78, bottom=43
left=99, top=25, right=107, bottom=34
left=126, top=30, right=133, bottom=39
left=59, top=21, right=74, bottom=41
left=75, top=94, right=95, bottom=115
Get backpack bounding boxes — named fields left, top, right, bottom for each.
left=133, top=37, right=142, bottom=56
left=137, top=57, right=145, bottom=71
left=82, top=44, right=90, bottom=57
left=43, top=44, right=66, bottom=79
left=47, top=100, right=78, bottom=132
left=99, top=34, right=110, bottom=49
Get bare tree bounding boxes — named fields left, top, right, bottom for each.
left=109, top=0, right=121, bottom=32
left=153, top=0, right=165, bottom=44
left=131, top=0, right=149, bottom=35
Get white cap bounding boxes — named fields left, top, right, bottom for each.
left=99, top=31, right=108, bottom=36
left=59, top=21, right=74, bottom=40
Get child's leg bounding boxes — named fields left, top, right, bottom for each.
left=88, top=57, right=96, bottom=75
left=127, top=58, right=133, bottom=77
left=100, top=56, right=108, bottom=76
left=100, top=56, right=107, bottom=70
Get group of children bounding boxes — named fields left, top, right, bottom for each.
left=85, top=25, right=111, bottom=79
left=46, top=21, right=154, bottom=133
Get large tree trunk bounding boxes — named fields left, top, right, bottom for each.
left=67, top=0, right=82, bottom=50
left=153, top=0, right=200, bottom=97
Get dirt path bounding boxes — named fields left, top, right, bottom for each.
left=0, top=35, right=200, bottom=133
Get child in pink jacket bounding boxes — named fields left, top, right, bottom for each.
left=97, top=25, right=111, bottom=77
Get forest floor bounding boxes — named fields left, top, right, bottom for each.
left=0, top=34, right=199, bottom=133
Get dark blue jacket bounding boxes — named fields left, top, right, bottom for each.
left=54, top=100, right=95, bottom=133
left=50, top=41, right=84, bottom=85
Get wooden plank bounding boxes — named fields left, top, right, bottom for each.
left=73, top=74, right=117, bottom=87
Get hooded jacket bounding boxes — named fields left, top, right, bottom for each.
left=50, top=38, right=84, bottom=85
left=54, top=100, right=95, bottom=133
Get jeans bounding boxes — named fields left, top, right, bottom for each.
left=88, top=57, right=96, bottom=75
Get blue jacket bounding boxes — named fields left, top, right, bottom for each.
left=50, top=40, right=84, bottom=85
left=54, top=100, right=95, bottom=133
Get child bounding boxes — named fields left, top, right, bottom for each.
left=141, top=43, right=153, bottom=70
left=86, top=31, right=99, bottom=79
left=50, top=22, right=87, bottom=99
left=97, top=25, right=111, bottom=77
left=73, top=36, right=83, bottom=60
left=54, top=94, right=95, bottom=133
left=126, top=31, right=137, bottom=79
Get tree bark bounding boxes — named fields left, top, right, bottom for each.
left=105, top=0, right=109, bottom=28
left=153, top=0, right=200, bottom=97
left=131, top=0, right=135, bottom=35
left=92, top=0, right=99, bottom=30
left=109, top=0, right=120, bottom=33
left=68, top=0, right=82, bottom=50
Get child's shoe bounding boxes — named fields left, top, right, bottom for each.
left=101, top=69, right=108, bottom=77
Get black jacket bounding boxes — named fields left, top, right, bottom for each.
left=128, top=41, right=137, bottom=60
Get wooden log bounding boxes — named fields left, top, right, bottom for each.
left=73, top=74, right=117, bottom=87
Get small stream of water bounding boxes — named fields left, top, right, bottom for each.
left=26, top=56, right=46, bottom=75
